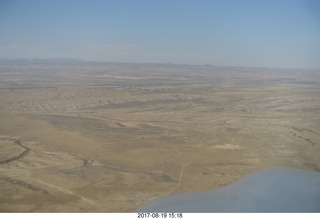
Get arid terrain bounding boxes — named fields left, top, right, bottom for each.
left=0, top=59, right=319, bottom=212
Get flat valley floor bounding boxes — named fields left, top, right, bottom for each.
left=0, top=61, right=320, bottom=212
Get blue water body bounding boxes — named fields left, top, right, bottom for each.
left=137, top=167, right=320, bottom=212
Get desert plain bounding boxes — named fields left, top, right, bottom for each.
left=0, top=60, right=319, bottom=212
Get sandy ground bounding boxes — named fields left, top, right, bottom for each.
left=0, top=60, right=319, bottom=212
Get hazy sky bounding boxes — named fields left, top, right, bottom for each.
left=0, top=0, right=319, bottom=69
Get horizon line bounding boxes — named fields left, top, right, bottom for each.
left=0, top=56, right=319, bottom=71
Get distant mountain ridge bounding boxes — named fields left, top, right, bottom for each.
left=0, top=57, right=319, bottom=72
